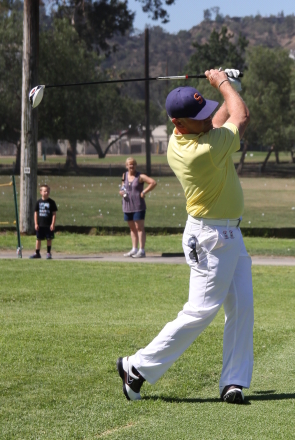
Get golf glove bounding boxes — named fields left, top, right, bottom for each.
left=225, top=69, right=242, bottom=92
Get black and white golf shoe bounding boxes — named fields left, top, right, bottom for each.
left=221, top=385, right=244, bottom=404
left=117, top=356, right=145, bottom=401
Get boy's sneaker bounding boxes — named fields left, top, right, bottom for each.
left=46, top=253, right=52, bottom=260
left=124, top=249, right=138, bottom=257
left=131, top=250, right=146, bottom=258
left=29, top=253, right=41, bottom=259
left=116, top=356, right=145, bottom=401
left=221, top=385, right=244, bottom=404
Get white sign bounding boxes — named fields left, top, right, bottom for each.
left=24, top=167, right=30, bottom=174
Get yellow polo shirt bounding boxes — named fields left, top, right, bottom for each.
left=167, top=122, right=243, bottom=219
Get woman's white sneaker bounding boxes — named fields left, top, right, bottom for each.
left=124, top=249, right=138, bottom=257
left=132, top=250, right=146, bottom=258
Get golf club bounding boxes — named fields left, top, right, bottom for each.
left=29, top=71, right=243, bottom=109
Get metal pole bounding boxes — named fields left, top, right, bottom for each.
left=145, top=28, right=151, bottom=176
left=12, top=175, right=22, bottom=258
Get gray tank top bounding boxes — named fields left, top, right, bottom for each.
left=122, top=171, right=146, bottom=213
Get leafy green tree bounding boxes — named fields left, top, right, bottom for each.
left=242, top=46, right=294, bottom=170
left=135, top=0, right=176, bottom=23
left=0, top=1, right=23, bottom=169
left=188, top=26, right=248, bottom=75
left=284, top=65, right=295, bottom=163
left=203, top=9, right=212, bottom=21
left=186, top=26, right=248, bottom=105
left=53, top=0, right=134, bottom=56
left=38, top=18, right=161, bottom=163
left=39, top=18, right=120, bottom=167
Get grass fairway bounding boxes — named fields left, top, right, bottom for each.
left=1, top=231, right=295, bottom=257
left=1, top=175, right=295, bottom=228
left=0, top=151, right=292, bottom=165
left=1, top=261, right=295, bottom=439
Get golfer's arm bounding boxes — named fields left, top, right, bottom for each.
left=218, top=81, right=250, bottom=138
left=212, top=101, right=229, bottom=128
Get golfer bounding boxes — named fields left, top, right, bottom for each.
left=117, top=68, right=254, bottom=404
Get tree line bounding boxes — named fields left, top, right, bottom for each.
left=186, top=26, right=295, bottom=169
left=0, top=1, right=295, bottom=171
left=0, top=0, right=163, bottom=169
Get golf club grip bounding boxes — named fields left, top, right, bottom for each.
left=189, top=72, right=243, bottom=79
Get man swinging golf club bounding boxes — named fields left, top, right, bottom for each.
left=117, top=68, right=254, bottom=404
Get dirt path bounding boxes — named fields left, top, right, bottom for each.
left=1, top=250, right=295, bottom=266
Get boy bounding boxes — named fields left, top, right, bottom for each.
left=29, top=184, right=58, bottom=259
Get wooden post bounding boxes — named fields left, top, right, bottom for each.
left=20, top=0, right=39, bottom=234
left=145, top=28, right=151, bottom=176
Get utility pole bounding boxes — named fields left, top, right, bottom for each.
left=20, top=0, right=39, bottom=233
left=145, top=27, right=151, bottom=176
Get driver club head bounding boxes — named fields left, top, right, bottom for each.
left=29, top=85, right=45, bottom=108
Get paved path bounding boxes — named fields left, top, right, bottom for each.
left=1, top=250, right=295, bottom=266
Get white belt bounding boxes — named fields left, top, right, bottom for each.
left=188, top=215, right=241, bottom=227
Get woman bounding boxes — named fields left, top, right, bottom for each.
left=120, top=157, right=157, bottom=258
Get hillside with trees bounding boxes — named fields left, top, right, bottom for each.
left=102, top=11, right=295, bottom=86
left=1, top=2, right=295, bottom=172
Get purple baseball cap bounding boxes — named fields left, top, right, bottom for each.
left=165, top=86, right=219, bottom=121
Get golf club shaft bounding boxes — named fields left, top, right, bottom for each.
left=45, top=73, right=243, bottom=89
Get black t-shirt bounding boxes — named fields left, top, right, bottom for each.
left=35, top=198, right=58, bottom=227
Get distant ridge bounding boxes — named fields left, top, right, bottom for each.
left=102, top=14, right=295, bottom=77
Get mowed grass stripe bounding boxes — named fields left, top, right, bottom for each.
left=0, top=262, right=295, bottom=439
left=1, top=175, right=295, bottom=228
left=1, top=232, right=295, bottom=257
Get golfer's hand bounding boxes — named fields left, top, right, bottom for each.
left=225, top=69, right=242, bottom=92
left=205, top=69, right=228, bottom=89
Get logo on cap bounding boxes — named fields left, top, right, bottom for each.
left=194, top=93, right=203, bottom=104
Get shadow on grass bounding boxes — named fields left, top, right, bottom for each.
left=248, top=390, right=295, bottom=401
left=143, top=390, right=295, bottom=404
left=143, top=396, right=250, bottom=405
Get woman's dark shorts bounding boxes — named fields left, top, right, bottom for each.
left=36, top=226, right=55, bottom=240
left=124, top=210, right=146, bottom=221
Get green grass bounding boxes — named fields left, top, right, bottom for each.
left=0, top=231, right=295, bottom=257
left=0, top=151, right=293, bottom=165
left=1, top=175, right=295, bottom=228
left=1, top=261, right=295, bottom=439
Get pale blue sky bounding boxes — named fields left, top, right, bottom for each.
left=128, top=0, right=295, bottom=33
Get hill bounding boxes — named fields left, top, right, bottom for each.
left=100, top=13, right=295, bottom=103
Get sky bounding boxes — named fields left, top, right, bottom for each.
left=128, top=0, right=295, bottom=33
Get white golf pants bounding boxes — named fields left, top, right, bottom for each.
left=132, top=218, right=254, bottom=393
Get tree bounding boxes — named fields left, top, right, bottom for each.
left=0, top=1, right=23, bottom=170
left=188, top=26, right=248, bottom=76
left=38, top=18, right=161, bottom=163
left=135, top=0, right=176, bottom=23
left=242, top=47, right=294, bottom=170
left=86, top=97, right=161, bottom=158
left=38, top=18, right=106, bottom=168
left=53, top=0, right=134, bottom=55
left=203, top=9, right=212, bottom=21
left=186, top=26, right=248, bottom=107
left=286, top=65, right=295, bottom=163
left=186, top=26, right=250, bottom=174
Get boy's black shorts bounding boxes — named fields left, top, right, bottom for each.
left=36, top=226, right=55, bottom=240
